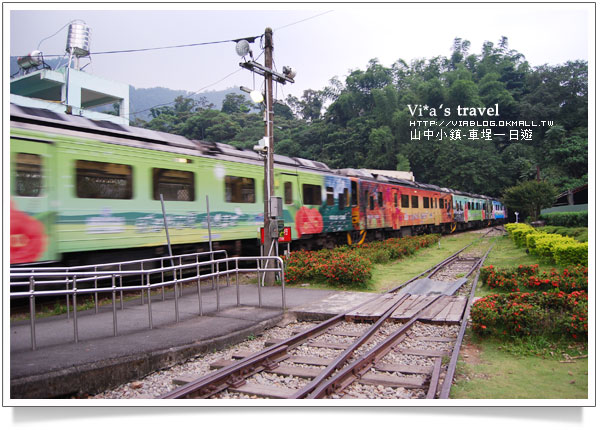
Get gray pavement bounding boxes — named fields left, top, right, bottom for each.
left=10, top=281, right=378, bottom=398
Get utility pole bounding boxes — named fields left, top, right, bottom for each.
left=237, top=27, right=295, bottom=286
left=263, top=28, right=275, bottom=285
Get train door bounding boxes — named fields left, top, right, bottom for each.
left=10, top=136, right=57, bottom=264
left=350, top=179, right=364, bottom=230
left=277, top=172, right=298, bottom=225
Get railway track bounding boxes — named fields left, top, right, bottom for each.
left=160, top=228, right=500, bottom=400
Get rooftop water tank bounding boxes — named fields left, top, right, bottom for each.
left=66, top=22, right=91, bottom=57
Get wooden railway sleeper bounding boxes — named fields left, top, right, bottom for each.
left=304, top=296, right=443, bottom=399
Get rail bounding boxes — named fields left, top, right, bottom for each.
left=10, top=253, right=286, bottom=351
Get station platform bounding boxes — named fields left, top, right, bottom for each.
left=9, top=282, right=378, bottom=399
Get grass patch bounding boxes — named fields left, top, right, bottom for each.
left=368, top=232, right=483, bottom=293
left=452, top=332, right=588, bottom=399
left=286, top=232, right=484, bottom=293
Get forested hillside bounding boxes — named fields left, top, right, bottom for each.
left=135, top=37, right=588, bottom=197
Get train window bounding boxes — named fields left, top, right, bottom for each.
left=377, top=192, right=383, bottom=207
left=411, top=195, right=419, bottom=208
left=326, top=187, right=335, bottom=206
left=394, top=194, right=398, bottom=208
left=76, top=160, right=132, bottom=199
left=351, top=182, right=358, bottom=206
left=369, top=195, right=375, bottom=211
left=15, top=153, right=42, bottom=197
left=303, top=184, right=322, bottom=205
left=401, top=194, right=409, bottom=208
left=423, top=197, right=430, bottom=209
left=338, top=191, right=345, bottom=209
left=225, top=176, right=255, bottom=203
left=153, top=168, right=195, bottom=201
left=440, top=198, right=444, bottom=208
left=284, top=182, right=293, bottom=204
left=344, top=188, right=350, bottom=208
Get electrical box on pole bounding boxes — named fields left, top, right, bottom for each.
left=270, top=196, right=282, bottom=219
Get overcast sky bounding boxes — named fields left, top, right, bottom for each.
left=7, top=3, right=593, bottom=100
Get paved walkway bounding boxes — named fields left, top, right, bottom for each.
left=10, top=281, right=378, bottom=398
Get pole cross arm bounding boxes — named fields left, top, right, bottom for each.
left=239, top=61, right=295, bottom=84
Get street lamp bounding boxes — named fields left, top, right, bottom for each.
left=239, top=86, right=264, bottom=104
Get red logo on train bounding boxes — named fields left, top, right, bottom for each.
left=10, top=202, right=47, bottom=264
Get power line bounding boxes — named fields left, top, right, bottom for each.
left=129, top=68, right=244, bottom=117
left=18, top=35, right=262, bottom=58
left=130, top=46, right=266, bottom=117
left=274, top=10, right=333, bottom=32
left=92, top=37, right=259, bottom=55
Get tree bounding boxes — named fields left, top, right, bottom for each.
left=503, top=180, right=557, bottom=221
left=221, top=93, right=251, bottom=114
left=395, top=154, right=411, bottom=171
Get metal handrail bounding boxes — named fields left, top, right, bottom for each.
left=10, top=253, right=286, bottom=351
left=10, top=249, right=229, bottom=272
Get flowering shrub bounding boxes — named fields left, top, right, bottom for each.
left=284, top=234, right=440, bottom=286
left=471, top=290, right=588, bottom=340
left=285, top=248, right=372, bottom=285
left=480, top=264, right=587, bottom=293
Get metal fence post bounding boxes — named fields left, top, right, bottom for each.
left=65, top=275, right=70, bottom=320
left=29, top=276, right=36, bottom=351
left=94, top=266, right=99, bottom=314
left=140, top=261, right=145, bottom=305
left=73, top=275, right=79, bottom=343
left=112, top=274, right=118, bottom=337
left=147, top=273, right=153, bottom=329
left=257, top=259, right=262, bottom=308
left=174, top=267, right=180, bottom=323
left=236, top=259, right=240, bottom=307
left=196, top=256, right=203, bottom=316
left=161, top=258, right=165, bottom=301
left=280, top=260, right=286, bottom=309
left=119, top=264, right=124, bottom=310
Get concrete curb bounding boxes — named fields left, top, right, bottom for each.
left=11, top=313, right=287, bottom=399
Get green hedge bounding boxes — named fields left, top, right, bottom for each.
left=539, top=211, right=588, bottom=227
left=505, top=223, right=588, bottom=266
left=539, top=226, right=587, bottom=242
left=553, top=242, right=589, bottom=266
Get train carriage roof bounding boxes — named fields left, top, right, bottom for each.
left=10, top=104, right=504, bottom=201
left=10, top=103, right=343, bottom=175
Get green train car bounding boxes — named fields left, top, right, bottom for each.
left=10, top=104, right=354, bottom=265
left=10, top=104, right=505, bottom=266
